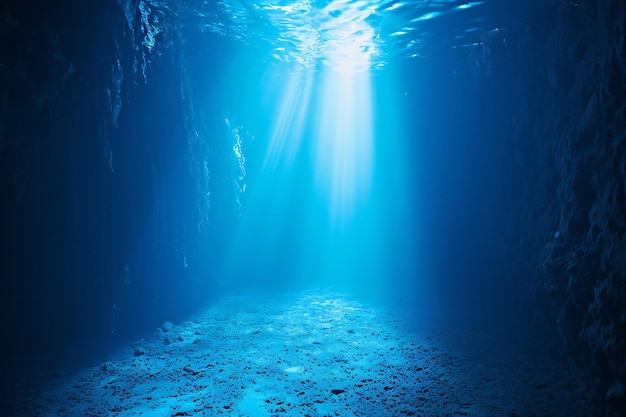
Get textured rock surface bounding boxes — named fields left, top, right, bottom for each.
left=505, top=1, right=626, bottom=415
left=0, top=1, right=237, bottom=363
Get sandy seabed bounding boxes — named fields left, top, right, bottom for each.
left=13, top=289, right=593, bottom=417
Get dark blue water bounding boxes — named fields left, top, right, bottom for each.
left=4, top=0, right=607, bottom=415
left=0, top=0, right=553, bottom=356
left=155, top=0, right=557, bottom=314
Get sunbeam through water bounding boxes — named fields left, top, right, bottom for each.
left=259, top=0, right=379, bottom=224
left=4, top=0, right=616, bottom=415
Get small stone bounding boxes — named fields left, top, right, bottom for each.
left=133, top=347, right=144, bottom=357
left=163, top=336, right=171, bottom=345
left=162, top=321, right=175, bottom=332
left=331, top=389, right=345, bottom=395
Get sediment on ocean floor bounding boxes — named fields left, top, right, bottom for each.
left=13, top=291, right=592, bottom=417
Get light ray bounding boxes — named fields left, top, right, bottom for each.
left=314, top=69, right=373, bottom=225
left=263, top=66, right=315, bottom=171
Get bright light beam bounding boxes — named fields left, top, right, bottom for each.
left=261, top=0, right=378, bottom=224
left=225, top=1, right=385, bottom=292
left=263, top=66, right=315, bottom=171
left=314, top=69, right=373, bottom=225
left=312, top=1, right=377, bottom=224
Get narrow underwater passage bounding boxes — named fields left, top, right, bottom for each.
left=2, top=0, right=625, bottom=416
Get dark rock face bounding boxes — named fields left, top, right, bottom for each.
left=0, top=1, right=235, bottom=364
left=505, top=1, right=626, bottom=415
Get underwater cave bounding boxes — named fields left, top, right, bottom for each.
left=1, top=0, right=625, bottom=416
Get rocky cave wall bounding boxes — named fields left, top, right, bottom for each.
left=505, top=1, right=626, bottom=415
left=0, top=0, right=240, bottom=365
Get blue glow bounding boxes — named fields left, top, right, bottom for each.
left=263, top=66, right=315, bottom=171
left=456, top=2, right=484, bottom=11
left=412, top=11, right=443, bottom=22
left=313, top=69, right=373, bottom=224
left=215, top=0, right=498, bottom=294
left=258, top=0, right=378, bottom=224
